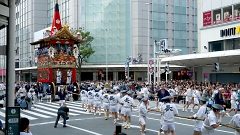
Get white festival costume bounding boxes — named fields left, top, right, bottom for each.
left=139, top=102, right=148, bottom=125
left=229, top=114, right=240, bottom=135
left=193, top=90, right=201, bottom=105
left=94, top=92, right=102, bottom=107
left=193, top=104, right=208, bottom=131
left=186, top=89, right=193, bottom=102
left=121, top=95, right=134, bottom=116
left=81, top=90, right=88, bottom=104
left=109, top=94, right=118, bottom=113
left=160, top=103, right=178, bottom=131
left=201, top=110, right=221, bottom=135
left=87, top=91, right=94, bottom=105
left=102, top=93, right=110, bottom=109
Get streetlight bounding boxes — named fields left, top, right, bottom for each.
left=153, top=40, right=157, bottom=84
left=145, top=2, right=151, bottom=83
left=105, top=29, right=108, bottom=83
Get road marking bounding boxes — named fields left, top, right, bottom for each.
left=63, top=124, right=103, bottom=135
left=37, top=103, right=83, bottom=115
left=49, top=102, right=91, bottom=114
left=31, top=108, right=57, bottom=116
left=131, top=115, right=234, bottom=134
left=0, top=111, right=6, bottom=123
left=33, top=104, right=79, bottom=116
left=22, top=110, right=51, bottom=118
left=30, top=117, right=102, bottom=126
left=2, top=108, right=37, bottom=120
left=118, top=122, right=158, bottom=133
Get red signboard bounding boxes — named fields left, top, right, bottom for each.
left=37, top=68, right=53, bottom=82
left=203, top=11, right=212, bottom=26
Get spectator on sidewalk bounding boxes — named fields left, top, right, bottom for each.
left=20, top=117, right=33, bottom=135
left=0, top=120, right=5, bottom=135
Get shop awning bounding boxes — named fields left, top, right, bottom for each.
left=161, top=49, right=240, bottom=67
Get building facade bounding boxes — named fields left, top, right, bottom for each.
left=165, top=0, right=240, bottom=83
left=0, top=0, right=198, bottom=82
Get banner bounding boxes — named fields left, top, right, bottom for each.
left=203, top=11, right=212, bottom=26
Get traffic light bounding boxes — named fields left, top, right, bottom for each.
left=165, top=66, right=169, bottom=73
left=215, top=62, right=219, bottom=71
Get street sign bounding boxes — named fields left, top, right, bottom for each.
left=149, top=60, right=154, bottom=65
left=149, top=67, right=154, bottom=74
left=7, top=107, right=20, bottom=135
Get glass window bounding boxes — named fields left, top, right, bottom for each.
left=86, top=5, right=94, bottom=13
left=181, top=31, right=186, bottom=39
left=159, top=21, right=165, bottom=29
left=174, top=6, right=179, bottom=13
left=181, top=15, right=186, bottom=21
left=159, top=30, right=165, bottom=38
left=181, top=23, right=186, bottom=30
left=153, top=4, right=158, bottom=12
left=180, top=0, right=186, bottom=7
left=174, top=22, right=179, bottom=30
left=159, top=13, right=165, bottom=20
left=94, top=0, right=101, bottom=5
left=181, top=7, right=186, bottom=14
left=174, top=14, right=180, bottom=22
left=233, top=3, right=240, bottom=20
left=174, top=0, right=180, bottom=5
left=95, top=5, right=102, bottom=13
left=152, top=12, right=158, bottom=20
left=174, top=39, right=180, bottom=47
left=159, top=4, right=165, bottom=12
left=119, top=12, right=126, bottom=20
left=223, top=6, right=232, bottom=23
left=174, top=31, right=180, bottom=38
left=153, top=29, right=159, bottom=37
left=153, top=21, right=158, bottom=28
left=213, top=8, right=222, bottom=25
left=86, top=0, right=94, bottom=5
left=119, top=4, right=126, bottom=11
left=181, top=39, right=186, bottom=47
left=209, top=41, right=223, bottom=52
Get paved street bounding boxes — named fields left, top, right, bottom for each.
left=2, top=100, right=235, bottom=135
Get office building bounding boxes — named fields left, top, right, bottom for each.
left=0, top=0, right=198, bottom=81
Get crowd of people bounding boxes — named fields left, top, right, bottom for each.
left=0, top=80, right=238, bottom=135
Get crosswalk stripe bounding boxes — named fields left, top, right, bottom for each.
left=2, top=108, right=37, bottom=120
left=0, top=111, right=6, bottom=123
left=66, top=101, right=82, bottom=105
left=22, top=110, right=51, bottom=118
left=37, top=102, right=84, bottom=115
left=33, top=104, right=78, bottom=116
left=47, top=102, right=91, bottom=114
left=31, top=108, right=57, bottom=116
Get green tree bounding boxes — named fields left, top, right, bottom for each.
left=71, top=28, right=95, bottom=81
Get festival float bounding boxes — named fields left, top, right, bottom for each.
left=30, top=0, right=84, bottom=100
